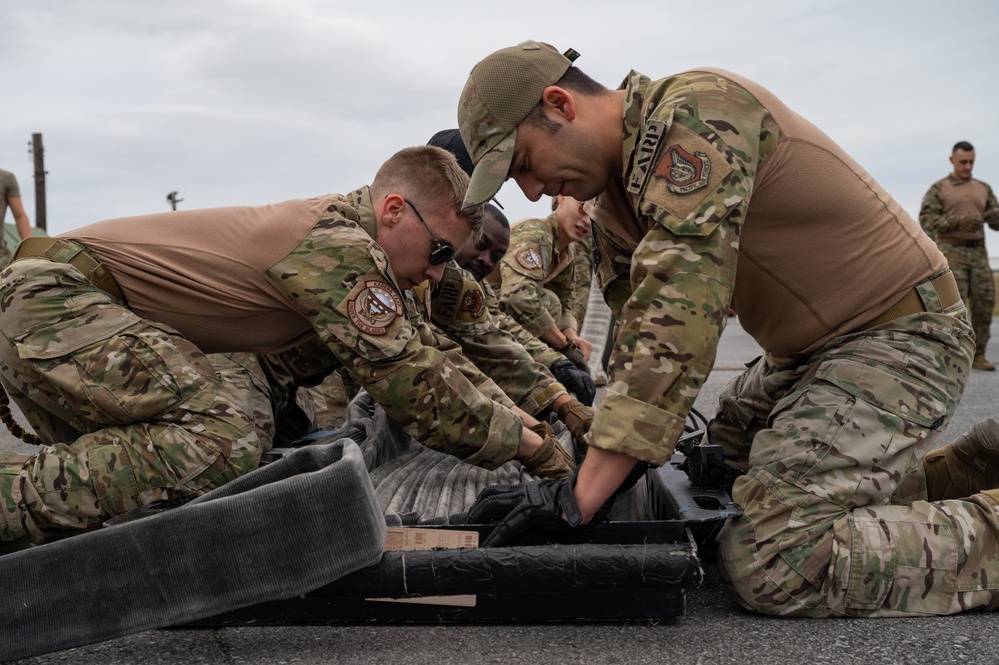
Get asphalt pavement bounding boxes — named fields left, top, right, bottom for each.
left=5, top=317, right=999, bottom=664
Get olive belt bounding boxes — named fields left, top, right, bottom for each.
left=12, top=237, right=127, bottom=305
left=855, top=270, right=960, bottom=332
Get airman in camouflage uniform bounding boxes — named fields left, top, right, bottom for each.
left=481, top=268, right=596, bottom=406
left=458, top=41, right=999, bottom=617
left=919, top=141, right=999, bottom=370
left=498, top=195, right=594, bottom=372
left=0, top=146, right=566, bottom=543
left=433, top=147, right=596, bottom=402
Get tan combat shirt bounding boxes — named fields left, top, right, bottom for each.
left=920, top=174, right=999, bottom=243
left=589, top=68, right=947, bottom=464
left=65, top=187, right=521, bottom=467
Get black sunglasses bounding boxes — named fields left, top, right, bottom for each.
left=405, top=198, right=454, bottom=265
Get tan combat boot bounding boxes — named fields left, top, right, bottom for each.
left=972, top=355, right=996, bottom=371
left=924, top=419, right=999, bottom=501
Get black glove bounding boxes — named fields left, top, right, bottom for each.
left=557, top=340, right=590, bottom=375
left=550, top=359, right=596, bottom=406
left=466, top=476, right=586, bottom=547
left=467, top=461, right=651, bottom=547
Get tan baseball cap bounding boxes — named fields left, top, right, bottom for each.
left=457, top=40, right=575, bottom=209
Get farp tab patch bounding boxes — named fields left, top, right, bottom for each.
left=346, top=280, right=404, bottom=335
left=434, top=268, right=487, bottom=323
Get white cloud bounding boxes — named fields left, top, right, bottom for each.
left=2, top=0, right=997, bottom=257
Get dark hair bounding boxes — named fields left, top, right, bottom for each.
left=953, top=141, right=975, bottom=154
left=523, top=66, right=609, bottom=133
left=427, top=129, right=475, bottom=176
left=483, top=203, right=509, bottom=229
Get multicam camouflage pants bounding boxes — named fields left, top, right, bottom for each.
left=0, top=259, right=275, bottom=542
left=939, top=243, right=993, bottom=357
left=712, top=289, right=999, bottom=616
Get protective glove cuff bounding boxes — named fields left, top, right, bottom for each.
left=522, top=422, right=576, bottom=479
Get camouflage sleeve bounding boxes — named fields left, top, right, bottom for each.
left=589, top=103, right=757, bottom=466
left=404, top=285, right=514, bottom=408
left=268, top=209, right=521, bottom=469
left=918, top=179, right=957, bottom=238
left=564, top=240, right=593, bottom=329
left=485, top=282, right=566, bottom=367
left=590, top=205, right=639, bottom=317
left=984, top=183, right=999, bottom=230
left=498, top=221, right=557, bottom=337
left=425, top=265, right=566, bottom=414
left=544, top=247, right=583, bottom=333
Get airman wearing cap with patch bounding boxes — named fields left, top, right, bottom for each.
left=457, top=40, right=999, bottom=619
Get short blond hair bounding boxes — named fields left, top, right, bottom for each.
left=372, top=146, right=483, bottom=236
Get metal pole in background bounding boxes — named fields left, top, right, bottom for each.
left=31, top=133, right=46, bottom=231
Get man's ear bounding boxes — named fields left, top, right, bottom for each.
left=379, top=193, right=407, bottom=229
left=542, top=86, right=576, bottom=122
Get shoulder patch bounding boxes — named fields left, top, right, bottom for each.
left=643, top=122, right=733, bottom=222
left=461, top=288, right=484, bottom=316
left=516, top=248, right=543, bottom=270
left=346, top=280, right=403, bottom=335
left=654, top=144, right=711, bottom=194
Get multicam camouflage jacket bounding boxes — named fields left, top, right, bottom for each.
left=919, top=174, right=999, bottom=241
left=587, top=70, right=768, bottom=465
left=498, top=214, right=588, bottom=337
left=267, top=187, right=522, bottom=468
left=412, top=263, right=567, bottom=415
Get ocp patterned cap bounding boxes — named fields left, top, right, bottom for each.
left=457, top=41, right=573, bottom=209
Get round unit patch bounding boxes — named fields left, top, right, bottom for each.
left=348, top=280, right=404, bottom=335
left=516, top=248, right=543, bottom=270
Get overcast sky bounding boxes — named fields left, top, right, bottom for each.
left=3, top=0, right=998, bottom=254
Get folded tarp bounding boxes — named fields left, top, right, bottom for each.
left=0, top=439, right=386, bottom=662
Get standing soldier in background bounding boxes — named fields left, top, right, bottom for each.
left=920, top=141, right=999, bottom=370
left=0, top=168, right=33, bottom=267
left=498, top=193, right=594, bottom=374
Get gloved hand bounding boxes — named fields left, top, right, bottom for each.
left=519, top=421, right=575, bottom=479
left=467, top=461, right=650, bottom=547
left=465, top=476, right=586, bottom=547
left=550, top=359, right=596, bottom=406
left=954, top=215, right=984, bottom=232
left=554, top=397, right=594, bottom=442
left=557, top=339, right=590, bottom=375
